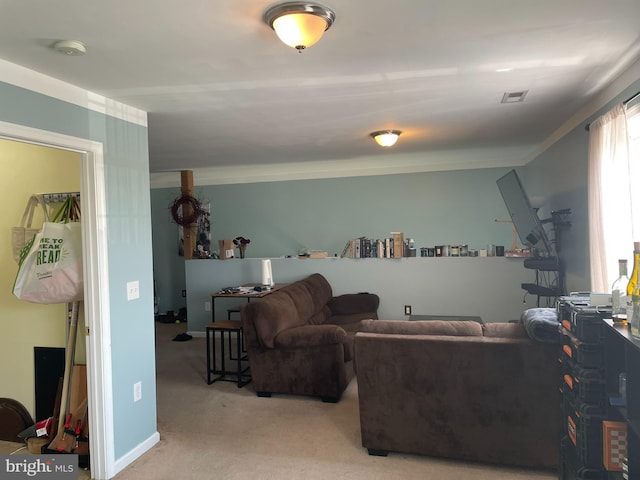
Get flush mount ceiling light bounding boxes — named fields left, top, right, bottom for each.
left=52, top=40, right=86, bottom=56
left=370, top=130, right=402, bottom=147
left=263, top=2, right=336, bottom=53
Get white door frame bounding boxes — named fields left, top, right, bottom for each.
left=0, top=121, right=115, bottom=479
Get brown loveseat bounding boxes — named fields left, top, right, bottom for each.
left=355, top=319, right=560, bottom=468
left=241, top=273, right=379, bottom=402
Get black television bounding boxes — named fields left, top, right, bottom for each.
left=496, top=169, right=552, bottom=256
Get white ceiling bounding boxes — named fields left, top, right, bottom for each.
left=1, top=0, right=639, bottom=176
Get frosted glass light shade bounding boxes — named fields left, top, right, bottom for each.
left=371, top=130, right=402, bottom=147
left=264, top=2, right=336, bottom=52
left=272, top=13, right=328, bottom=51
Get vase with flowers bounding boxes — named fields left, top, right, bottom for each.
left=233, top=236, right=251, bottom=259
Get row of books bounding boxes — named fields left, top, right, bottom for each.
left=341, top=233, right=408, bottom=259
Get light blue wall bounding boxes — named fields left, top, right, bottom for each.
left=152, top=167, right=526, bottom=314
left=525, top=76, right=640, bottom=293
left=186, top=256, right=539, bottom=331
left=0, top=81, right=157, bottom=460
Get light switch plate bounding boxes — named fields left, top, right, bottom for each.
left=133, top=381, right=142, bottom=402
left=127, top=281, right=140, bottom=301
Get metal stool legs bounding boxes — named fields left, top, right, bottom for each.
left=206, top=321, right=250, bottom=388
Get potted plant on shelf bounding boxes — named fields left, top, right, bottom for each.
left=233, top=236, right=251, bottom=259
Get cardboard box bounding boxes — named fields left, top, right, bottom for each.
left=218, top=240, right=235, bottom=259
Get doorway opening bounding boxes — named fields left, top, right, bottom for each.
left=0, top=121, right=114, bottom=479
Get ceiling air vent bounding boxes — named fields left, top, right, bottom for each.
left=501, top=90, right=528, bottom=104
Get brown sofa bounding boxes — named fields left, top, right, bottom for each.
left=354, top=319, right=560, bottom=468
left=241, top=273, right=379, bottom=402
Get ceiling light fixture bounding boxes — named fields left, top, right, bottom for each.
left=52, top=40, right=86, bottom=56
left=370, top=130, right=402, bottom=147
left=263, top=2, right=336, bottom=53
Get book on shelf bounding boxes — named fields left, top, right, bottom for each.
left=354, top=238, right=361, bottom=258
left=340, top=234, right=407, bottom=259
left=363, top=238, right=372, bottom=258
left=309, top=250, right=328, bottom=258
left=340, top=241, right=350, bottom=258
left=391, top=232, right=404, bottom=258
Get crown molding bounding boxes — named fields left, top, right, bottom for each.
left=0, top=58, right=147, bottom=127
left=522, top=52, right=640, bottom=163
left=149, top=146, right=533, bottom=188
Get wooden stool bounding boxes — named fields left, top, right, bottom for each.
left=206, top=321, right=250, bottom=387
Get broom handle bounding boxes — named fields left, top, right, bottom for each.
left=57, top=301, right=80, bottom=434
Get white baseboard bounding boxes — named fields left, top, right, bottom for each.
left=112, top=431, right=160, bottom=478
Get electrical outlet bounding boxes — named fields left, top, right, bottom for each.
left=205, top=301, right=211, bottom=312
left=404, top=305, right=412, bottom=316
left=133, top=381, right=142, bottom=402
left=127, top=281, right=140, bottom=301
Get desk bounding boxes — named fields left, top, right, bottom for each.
left=211, top=283, right=287, bottom=323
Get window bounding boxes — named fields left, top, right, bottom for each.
left=589, top=100, right=640, bottom=292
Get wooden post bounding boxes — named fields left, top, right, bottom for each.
left=181, top=170, right=196, bottom=260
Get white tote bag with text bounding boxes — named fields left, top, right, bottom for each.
left=13, top=221, right=83, bottom=304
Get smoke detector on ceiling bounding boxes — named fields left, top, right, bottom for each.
left=52, top=40, right=86, bottom=56
left=501, top=91, right=528, bottom=103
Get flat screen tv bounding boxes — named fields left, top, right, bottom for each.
left=496, top=169, right=552, bottom=256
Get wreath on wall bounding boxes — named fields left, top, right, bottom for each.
left=169, top=194, right=204, bottom=226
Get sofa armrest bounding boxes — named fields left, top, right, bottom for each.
left=273, top=324, right=347, bottom=349
left=328, top=293, right=380, bottom=316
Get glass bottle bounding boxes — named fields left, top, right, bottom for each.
left=625, top=242, right=640, bottom=321
left=612, top=259, right=629, bottom=323
left=631, top=282, right=640, bottom=339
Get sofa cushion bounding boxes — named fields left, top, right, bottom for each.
left=328, top=293, right=380, bottom=316
left=281, top=282, right=315, bottom=323
left=308, top=305, right=331, bottom=325
left=273, top=324, right=347, bottom=348
left=483, top=322, right=529, bottom=338
left=300, top=273, right=333, bottom=313
left=360, top=319, right=483, bottom=336
left=337, top=321, right=367, bottom=362
left=328, top=311, right=378, bottom=325
left=249, top=292, right=307, bottom=348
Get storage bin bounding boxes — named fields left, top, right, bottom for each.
left=561, top=331, right=605, bottom=369
left=561, top=436, right=607, bottom=479
left=561, top=357, right=607, bottom=409
left=564, top=396, right=605, bottom=469
left=557, top=301, right=607, bottom=344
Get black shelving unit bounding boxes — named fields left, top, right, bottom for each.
left=522, top=256, right=564, bottom=307
left=521, top=209, right=571, bottom=307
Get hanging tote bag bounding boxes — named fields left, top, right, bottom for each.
left=11, top=194, right=50, bottom=263
left=13, top=197, right=83, bottom=304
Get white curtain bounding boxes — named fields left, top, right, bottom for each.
left=588, top=104, right=634, bottom=292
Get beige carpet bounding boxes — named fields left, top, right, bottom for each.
left=113, top=322, right=556, bottom=480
